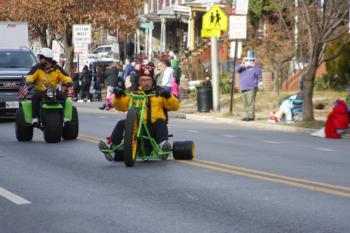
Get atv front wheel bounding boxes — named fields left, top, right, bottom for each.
left=15, top=108, right=33, bottom=142
left=43, top=111, right=62, bottom=143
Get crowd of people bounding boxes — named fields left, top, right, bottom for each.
left=72, top=51, right=182, bottom=112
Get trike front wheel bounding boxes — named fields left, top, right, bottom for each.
left=123, top=109, right=138, bottom=167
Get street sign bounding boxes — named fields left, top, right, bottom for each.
left=140, top=22, right=154, bottom=30
left=232, top=0, right=249, bottom=15
left=201, top=29, right=221, bottom=38
left=229, top=41, right=242, bottom=58
left=229, top=15, right=247, bottom=40
left=74, top=42, right=89, bottom=72
left=202, top=4, right=228, bottom=32
left=73, top=24, right=92, bottom=44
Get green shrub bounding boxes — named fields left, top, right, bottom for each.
left=220, top=73, right=232, bottom=94
left=314, top=73, right=350, bottom=91
left=324, top=38, right=350, bottom=90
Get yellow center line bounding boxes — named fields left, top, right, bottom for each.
left=79, top=134, right=104, bottom=141
left=193, top=159, right=350, bottom=192
left=78, top=136, right=100, bottom=144
left=178, top=161, right=350, bottom=199
left=78, top=134, right=350, bottom=198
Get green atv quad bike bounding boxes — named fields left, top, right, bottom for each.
left=15, top=84, right=79, bottom=143
left=99, top=92, right=194, bottom=167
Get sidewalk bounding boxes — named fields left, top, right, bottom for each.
left=75, top=101, right=318, bottom=134
left=75, top=100, right=350, bottom=139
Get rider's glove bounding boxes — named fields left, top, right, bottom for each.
left=157, top=87, right=171, bottom=99
left=113, top=86, right=125, bottom=97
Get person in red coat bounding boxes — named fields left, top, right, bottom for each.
left=325, top=99, right=349, bottom=139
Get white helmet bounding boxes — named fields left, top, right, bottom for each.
left=38, top=48, right=53, bottom=59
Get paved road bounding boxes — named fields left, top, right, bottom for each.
left=1, top=106, right=350, bottom=233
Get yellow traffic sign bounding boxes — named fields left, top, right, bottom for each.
left=201, top=29, right=221, bottom=38
left=202, top=4, right=228, bottom=32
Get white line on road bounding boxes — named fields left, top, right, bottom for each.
left=0, top=186, right=31, bottom=205
left=263, top=140, right=281, bottom=144
left=221, top=135, right=237, bottom=138
left=187, top=130, right=199, bottom=133
left=314, top=148, right=335, bottom=152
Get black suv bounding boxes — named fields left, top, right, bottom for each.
left=0, top=48, right=37, bottom=117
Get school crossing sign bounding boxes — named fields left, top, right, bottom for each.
left=201, top=4, right=228, bottom=38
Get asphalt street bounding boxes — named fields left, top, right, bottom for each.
left=0, top=105, right=350, bottom=233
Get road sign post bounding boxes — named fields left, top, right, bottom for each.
left=228, top=1, right=248, bottom=114
left=201, top=4, right=228, bottom=112
left=73, top=24, right=91, bottom=72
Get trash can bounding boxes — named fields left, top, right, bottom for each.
left=196, top=86, right=213, bottom=112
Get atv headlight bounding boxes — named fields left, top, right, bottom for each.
left=46, top=89, right=55, bottom=98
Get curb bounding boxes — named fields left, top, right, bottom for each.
left=182, top=113, right=317, bottom=134
left=74, top=103, right=317, bottom=134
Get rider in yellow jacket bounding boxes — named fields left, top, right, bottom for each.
left=113, top=88, right=179, bottom=123
left=26, top=48, right=73, bottom=124
left=99, top=64, right=180, bottom=161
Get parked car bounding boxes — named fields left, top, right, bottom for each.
left=93, top=45, right=112, bottom=58
left=0, top=48, right=37, bottom=117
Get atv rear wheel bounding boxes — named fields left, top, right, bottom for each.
left=63, top=106, right=79, bottom=140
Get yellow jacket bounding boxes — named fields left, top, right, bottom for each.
left=114, top=89, right=180, bottom=124
left=26, top=63, right=72, bottom=92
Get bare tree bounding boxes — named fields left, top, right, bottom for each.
left=297, top=0, right=349, bottom=121
left=6, top=0, right=143, bottom=73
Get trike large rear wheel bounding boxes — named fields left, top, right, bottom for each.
left=123, top=109, right=138, bottom=167
left=173, top=141, right=195, bottom=160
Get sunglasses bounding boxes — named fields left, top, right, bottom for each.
left=37, top=55, right=46, bottom=60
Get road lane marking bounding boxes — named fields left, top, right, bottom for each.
left=187, top=130, right=199, bottom=133
left=222, top=135, right=237, bottom=138
left=78, top=134, right=350, bottom=198
left=193, top=159, right=350, bottom=192
left=78, top=136, right=100, bottom=144
left=314, top=148, right=335, bottom=152
left=263, top=140, right=281, bottom=144
left=0, top=186, right=31, bottom=205
left=178, top=161, right=350, bottom=199
left=79, top=134, right=104, bottom=141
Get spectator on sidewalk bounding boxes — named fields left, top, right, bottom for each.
left=312, top=99, right=349, bottom=139
left=93, top=75, right=103, bottom=101
left=158, top=60, right=173, bottom=90
left=122, top=59, right=135, bottom=81
left=79, top=65, right=92, bottom=102
left=169, top=51, right=181, bottom=85
left=236, top=57, right=262, bottom=121
left=105, top=63, right=120, bottom=98
left=72, top=72, right=81, bottom=101
left=124, top=63, right=141, bottom=92
left=268, top=92, right=303, bottom=123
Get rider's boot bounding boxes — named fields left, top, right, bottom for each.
left=159, top=140, right=172, bottom=152
left=32, top=117, right=39, bottom=126
left=99, top=139, right=114, bottom=161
